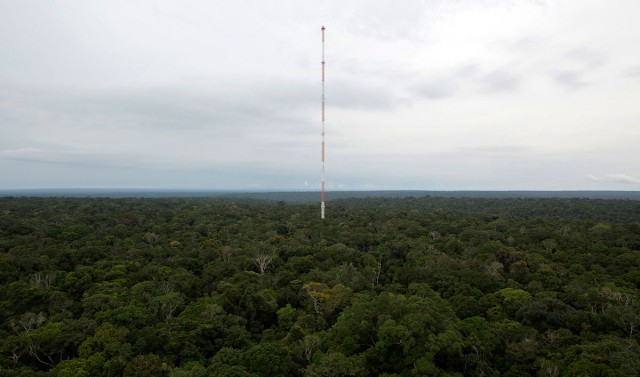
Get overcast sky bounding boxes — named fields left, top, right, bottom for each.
left=1, top=0, right=639, bottom=190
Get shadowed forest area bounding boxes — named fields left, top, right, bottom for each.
left=1, top=196, right=640, bottom=376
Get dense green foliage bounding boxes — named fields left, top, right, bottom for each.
left=1, top=196, right=639, bottom=376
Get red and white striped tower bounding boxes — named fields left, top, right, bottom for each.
left=321, top=25, right=326, bottom=220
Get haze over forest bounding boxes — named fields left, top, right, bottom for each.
left=1, top=1, right=640, bottom=191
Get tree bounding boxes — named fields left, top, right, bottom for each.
left=516, top=298, right=581, bottom=333
left=302, top=282, right=352, bottom=316
left=541, top=239, right=558, bottom=254
left=241, top=343, right=292, bottom=377
left=300, top=334, right=322, bottom=362
left=253, top=251, right=273, bottom=275
left=169, top=296, right=250, bottom=359
left=168, top=361, right=207, bottom=377
left=305, top=352, right=366, bottom=377
left=600, top=286, right=640, bottom=337
left=123, top=353, right=171, bottom=377
left=49, top=354, right=104, bottom=377
left=324, top=290, right=457, bottom=374
left=496, top=288, right=532, bottom=317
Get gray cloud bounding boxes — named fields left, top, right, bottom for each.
left=1, top=1, right=639, bottom=190
left=505, top=36, right=544, bottom=51
left=564, top=47, right=606, bottom=69
left=412, top=64, right=520, bottom=100
left=328, top=80, right=404, bottom=110
left=408, top=64, right=519, bottom=101
left=1, top=74, right=402, bottom=138
left=412, top=80, right=458, bottom=99
left=1, top=148, right=80, bottom=163
left=623, top=65, right=640, bottom=77
left=588, top=174, right=640, bottom=185
left=0, top=72, right=404, bottom=181
left=0, top=77, right=325, bottom=177
left=548, top=47, right=606, bottom=90
left=341, top=0, right=430, bottom=42
left=552, top=70, right=586, bottom=89
left=327, top=145, right=602, bottom=191
left=1, top=77, right=317, bottom=134
left=480, top=70, right=521, bottom=92
left=0, top=147, right=142, bottom=169
left=455, top=64, right=480, bottom=79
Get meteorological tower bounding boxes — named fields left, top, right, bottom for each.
left=321, top=25, right=326, bottom=220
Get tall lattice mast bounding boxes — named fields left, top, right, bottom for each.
left=321, top=25, right=326, bottom=220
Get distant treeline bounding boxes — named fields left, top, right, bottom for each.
left=1, top=189, right=640, bottom=201
left=227, top=190, right=640, bottom=203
